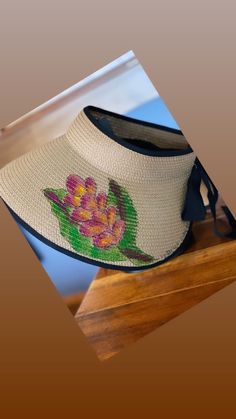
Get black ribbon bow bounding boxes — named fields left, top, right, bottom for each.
left=182, top=158, right=236, bottom=239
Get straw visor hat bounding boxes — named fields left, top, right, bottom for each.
left=0, top=106, right=196, bottom=271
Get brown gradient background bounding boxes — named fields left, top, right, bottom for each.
left=0, top=0, right=235, bottom=416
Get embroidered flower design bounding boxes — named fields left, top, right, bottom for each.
left=43, top=175, right=154, bottom=266
left=63, top=175, right=125, bottom=249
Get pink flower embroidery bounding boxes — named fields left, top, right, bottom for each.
left=63, top=175, right=125, bottom=249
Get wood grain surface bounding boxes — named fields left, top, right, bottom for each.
left=75, top=207, right=236, bottom=360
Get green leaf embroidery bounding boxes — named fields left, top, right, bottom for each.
left=107, top=179, right=138, bottom=248
left=107, top=180, right=154, bottom=264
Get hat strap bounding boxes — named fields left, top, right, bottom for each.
left=182, top=158, right=236, bottom=239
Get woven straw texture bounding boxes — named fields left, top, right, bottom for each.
left=0, top=107, right=196, bottom=269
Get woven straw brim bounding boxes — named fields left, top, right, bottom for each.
left=0, top=108, right=196, bottom=269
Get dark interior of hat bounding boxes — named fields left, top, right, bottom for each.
left=98, top=117, right=167, bottom=151
left=87, top=107, right=190, bottom=152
